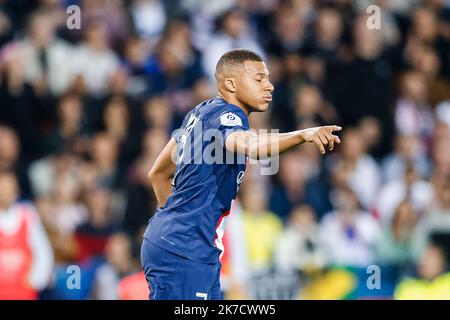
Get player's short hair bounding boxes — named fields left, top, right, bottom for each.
left=215, top=49, right=263, bottom=78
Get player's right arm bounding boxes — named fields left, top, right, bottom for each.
left=148, top=137, right=177, bottom=208
left=225, top=125, right=342, bottom=159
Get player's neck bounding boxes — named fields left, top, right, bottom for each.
left=216, top=94, right=250, bottom=116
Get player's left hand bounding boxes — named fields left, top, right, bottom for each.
left=300, top=125, right=342, bottom=154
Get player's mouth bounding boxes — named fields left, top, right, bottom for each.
left=263, top=96, right=272, bottom=102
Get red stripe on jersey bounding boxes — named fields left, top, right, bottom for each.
left=214, top=210, right=231, bottom=241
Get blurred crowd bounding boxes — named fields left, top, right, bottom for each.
left=0, top=0, right=450, bottom=300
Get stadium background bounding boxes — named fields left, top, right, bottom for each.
left=0, top=0, right=449, bottom=300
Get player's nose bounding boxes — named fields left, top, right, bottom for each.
left=265, top=81, right=274, bottom=93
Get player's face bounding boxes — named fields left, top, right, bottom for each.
left=235, top=61, right=274, bottom=112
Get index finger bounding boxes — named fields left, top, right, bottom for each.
left=325, top=125, right=342, bottom=133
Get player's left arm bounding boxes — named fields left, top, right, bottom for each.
left=148, top=137, right=177, bottom=208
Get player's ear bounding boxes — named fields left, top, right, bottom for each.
left=224, top=77, right=237, bottom=93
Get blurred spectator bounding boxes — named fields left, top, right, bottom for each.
left=220, top=199, right=249, bottom=299
left=380, top=0, right=421, bottom=17
left=411, top=45, right=450, bottom=107
left=319, top=186, right=380, bottom=267
left=357, top=116, right=383, bottom=156
left=0, top=172, right=53, bottom=299
left=405, top=6, right=450, bottom=76
left=41, top=94, right=89, bottom=156
left=381, top=134, right=431, bottom=182
left=121, top=36, right=153, bottom=98
left=129, top=0, right=166, bottom=45
left=294, top=84, right=339, bottom=129
left=123, top=128, right=166, bottom=238
left=36, top=168, right=88, bottom=265
left=425, top=179, right=450, bottom=232
left=70, top=21, right=121, bottom=96
left=0, top=47, right=38, bottom=157
left=408, top=7, right=440, bottom=47
left=117, top=271, right=149, bottom=300
left=74, top=187, right=118, bottom=262
left=180, top=0, right=236, bottom=52
left=394, top=244, right=450, bottom=299
left=143, top=96, right=172, bottom=132
left=36, top=0, right=67, bottom=31
left=395, top=71, right=435, bottom=146
left=28, top=151, right=78, bottom=198
left=89, top=132, right=121, bottom=189
left=147, top=29, right=205, bottom=118
left=426, top=0, right=450, bottom=42
left=377, top=166, right=434, bottom=224
left=0, top=127, right=18, bottom=173
left=93, top=233, right=139, bottom=300
left=270, top=150, right=321, bottom=220
left=191, top=77, right=215, bottom=106
left=42, top=173, right=87, bottom=235
left=326, top=13, right=395, bottom=153
left=375, top=201, right=426, bottom=267
left=0, top=125, right=32, bottom=198
left=241, top=183, right=282, bottom=272
left=81, top=0, right=130, bottom=51
left=201, top=7, right=264, bottom=81
left=436, top=100, right=450, bottom=128
left=264, top=3, right=306, bottom=57
left=0, top=7, right=12, bottom=47
left=430, top=127, right=450, bottom=182
left=303, top=6, right=343, bottom=63
left=329, top=128, right=381, bottom=209
left=20, top=9, right=74, bottom=96
left=101, top=96, right=140, bottom=167
left=275, top=205, right=327, bottom=274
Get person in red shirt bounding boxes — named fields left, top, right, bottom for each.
left=0, top=172, right=54, bottom=299
left=118, top=272, right=149, bottom=300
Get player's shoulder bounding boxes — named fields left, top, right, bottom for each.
left=200, top=98, right=248, bottom=127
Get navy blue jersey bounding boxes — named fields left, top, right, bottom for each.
left=144, top=97, right=250, bottom=264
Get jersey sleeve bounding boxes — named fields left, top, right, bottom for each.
left=208, top=106, right=250, bottom=148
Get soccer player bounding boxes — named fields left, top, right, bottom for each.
left=140, top=49, right=341, bottom=300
